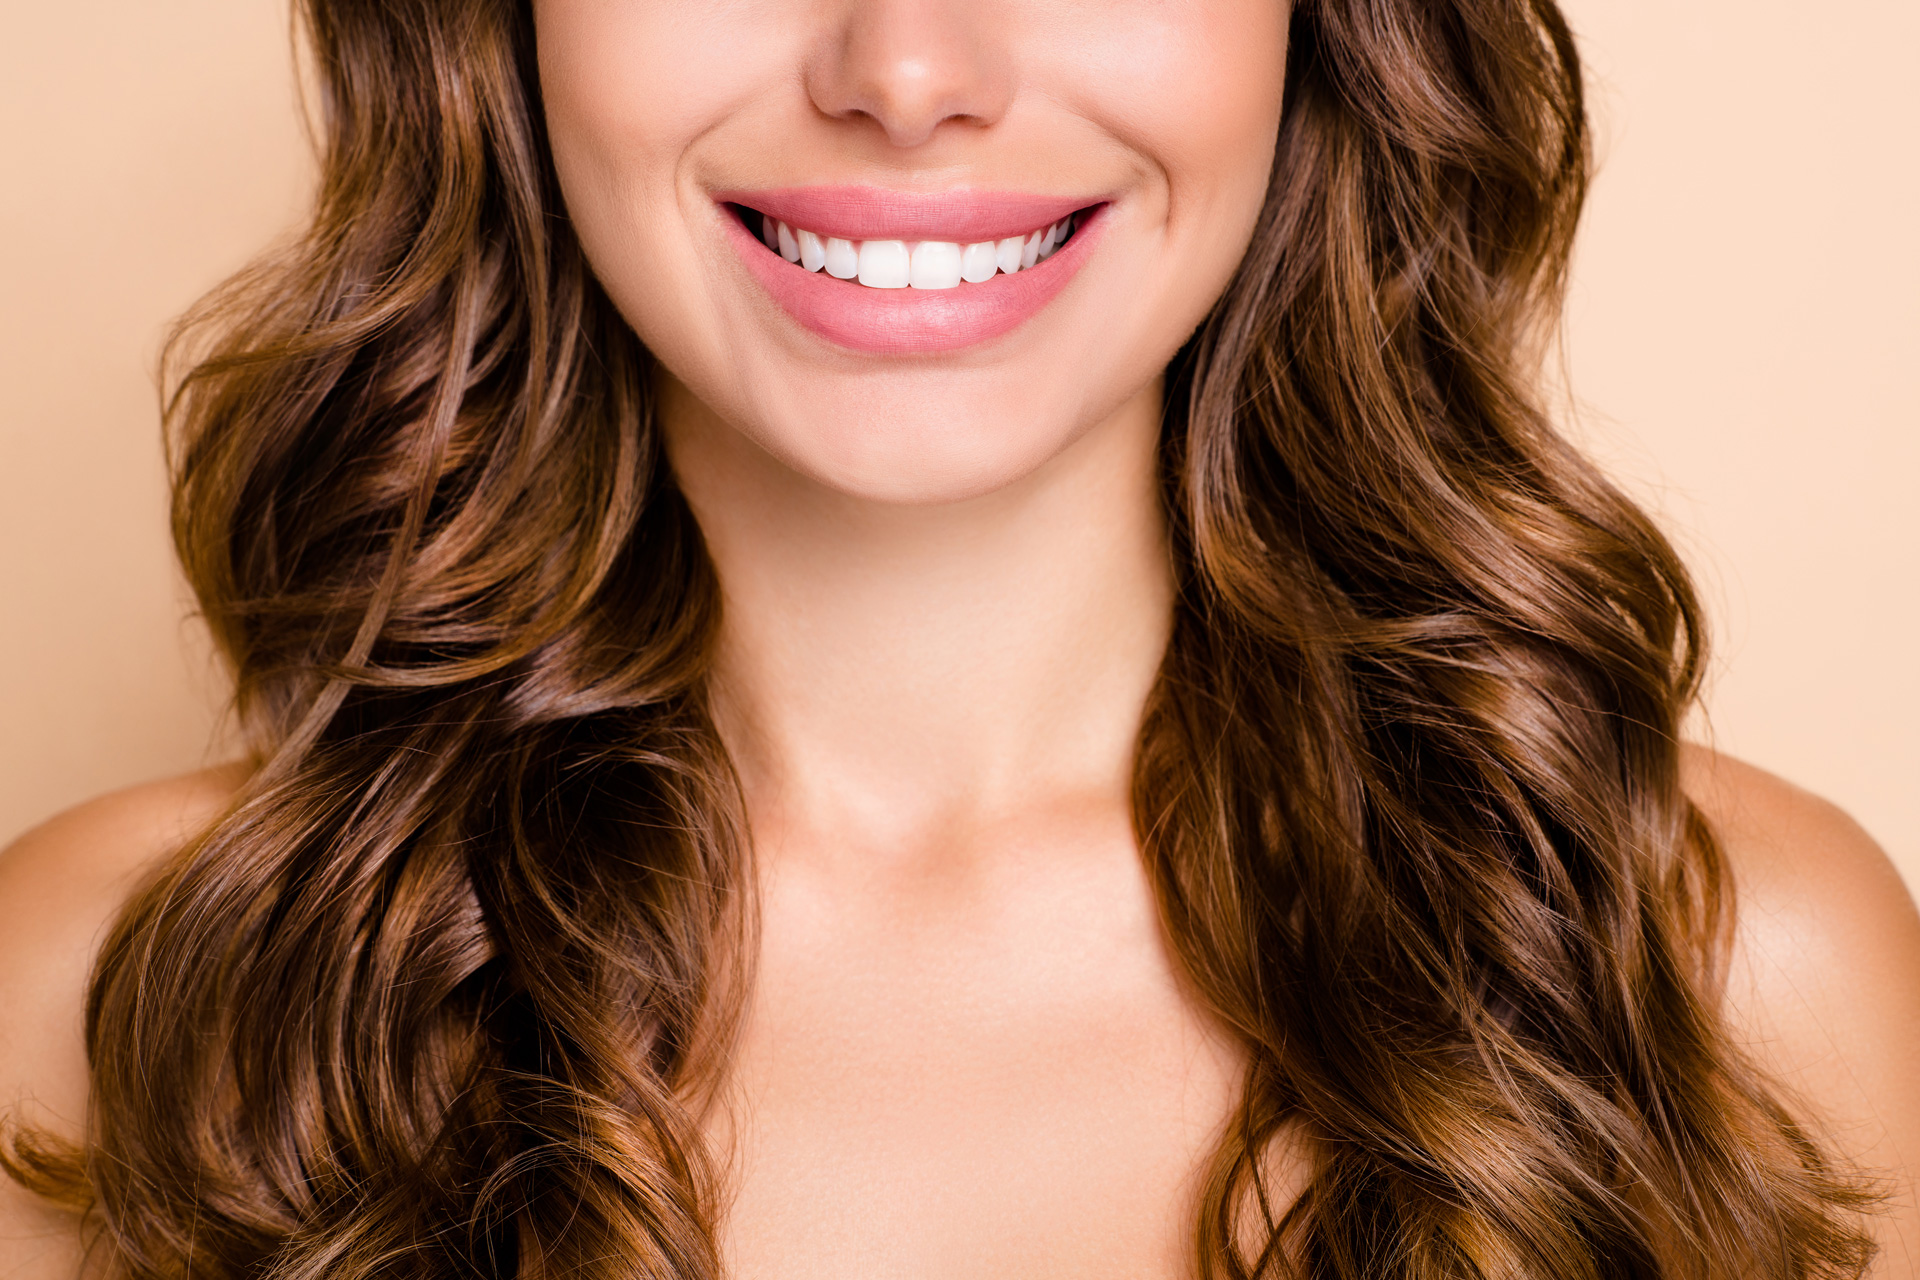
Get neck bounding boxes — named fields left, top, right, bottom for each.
left=661, top=375, right=1173, bottom=862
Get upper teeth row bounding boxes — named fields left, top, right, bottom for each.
left=757, top=213, right=1075, bottom=289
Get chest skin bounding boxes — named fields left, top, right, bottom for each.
left=703, top=815, right=1248, bottom=1280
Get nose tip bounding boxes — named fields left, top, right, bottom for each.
left=806, top=2, right=1015, bottom=149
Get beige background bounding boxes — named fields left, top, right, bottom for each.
left=2, top=2, right=1914, bottom=892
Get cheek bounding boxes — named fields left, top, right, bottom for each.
left=1063, top=0, right=1289, bottom=231
left=533, top=2, right=795, bottom=381
left=535, top=3, right=754, bottom=156
left=532, top=4, right=761, bottom=273
left=1165, top=17, right=1289, bottom=222
left=1027, top=0, right=1286, bottom=438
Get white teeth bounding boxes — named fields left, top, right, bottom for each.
left=797, top=228, right=827, bottom=272
left=754, top=209, right=1083, bottom=288
left=960, top=241, right=999, bottom=284
left=824, top=236, right=859, bottom=279
left=909, top=240, right=964, bottom=289
left=857, top=239, right=911, bottom=288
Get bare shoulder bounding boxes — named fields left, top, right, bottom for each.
left=0, top=765, right=250, bottom=1278
left=1681, top=744, right=1920, bottom=1278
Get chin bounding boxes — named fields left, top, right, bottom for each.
left=734, top=381, right=1115, bottom=507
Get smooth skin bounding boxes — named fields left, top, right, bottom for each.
left=3, top=757, right=1916, bottom=1278
left=5, top=1, right=1919, bottom=1277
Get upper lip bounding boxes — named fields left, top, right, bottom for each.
left=712, top=185, right=1102, bottom=244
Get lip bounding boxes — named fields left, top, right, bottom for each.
left=716, top=187, right=1109, bottom=356
left=713, top=185, right=1093, bottom=244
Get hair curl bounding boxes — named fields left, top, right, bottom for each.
left=6, top=0, right=1879, bottom=1276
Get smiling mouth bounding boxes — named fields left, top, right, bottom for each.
left=716, top=188, right=1108, bottom=354
left=729, top=203, right=1084, bottom=290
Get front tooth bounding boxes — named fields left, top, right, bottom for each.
left=776, top=221, right=801, bottom=263
left=824, top=237, right=859, bottom=279
left=909, top=241, right=963, bottom=289
left=960, top=241, right=999, bottom=283
left=856, top=239, right=910, bottom=288
left=996, top=237, right=1025, bottom=275
left=797, top=228, right=827, bottom=272
left=1021, top=230, right=1043, bottom=270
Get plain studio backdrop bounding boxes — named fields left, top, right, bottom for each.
left=2, top=2, right=1914, bottom=897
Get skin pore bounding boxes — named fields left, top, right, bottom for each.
left=0, top=1, right=1917, bottom=1278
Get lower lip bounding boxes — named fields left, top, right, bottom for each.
left=721, top=204, right=1106, bottom=356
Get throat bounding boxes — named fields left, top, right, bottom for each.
left=703, top=819, right=1249, bottom=1280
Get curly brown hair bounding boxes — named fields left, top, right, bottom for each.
left=5, top=0, right=1879, bottom=1276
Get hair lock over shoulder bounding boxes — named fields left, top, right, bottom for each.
left=4, top=0, right=1879, bottom=1276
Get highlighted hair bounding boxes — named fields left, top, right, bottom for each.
left=8, top=0, right=1877, bottom=1276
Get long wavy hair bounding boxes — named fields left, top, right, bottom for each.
left=5, top=0, right=1879, bottom=1276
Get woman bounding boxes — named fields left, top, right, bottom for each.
left=2, top=0, right=1915, bottom=1276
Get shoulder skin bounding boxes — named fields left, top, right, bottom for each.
left=0, top=765, right=248, bottom=1279
left=0, top=755, right=1913, bottom=1276
left=1683, top=744, right=1920, bottom=1279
